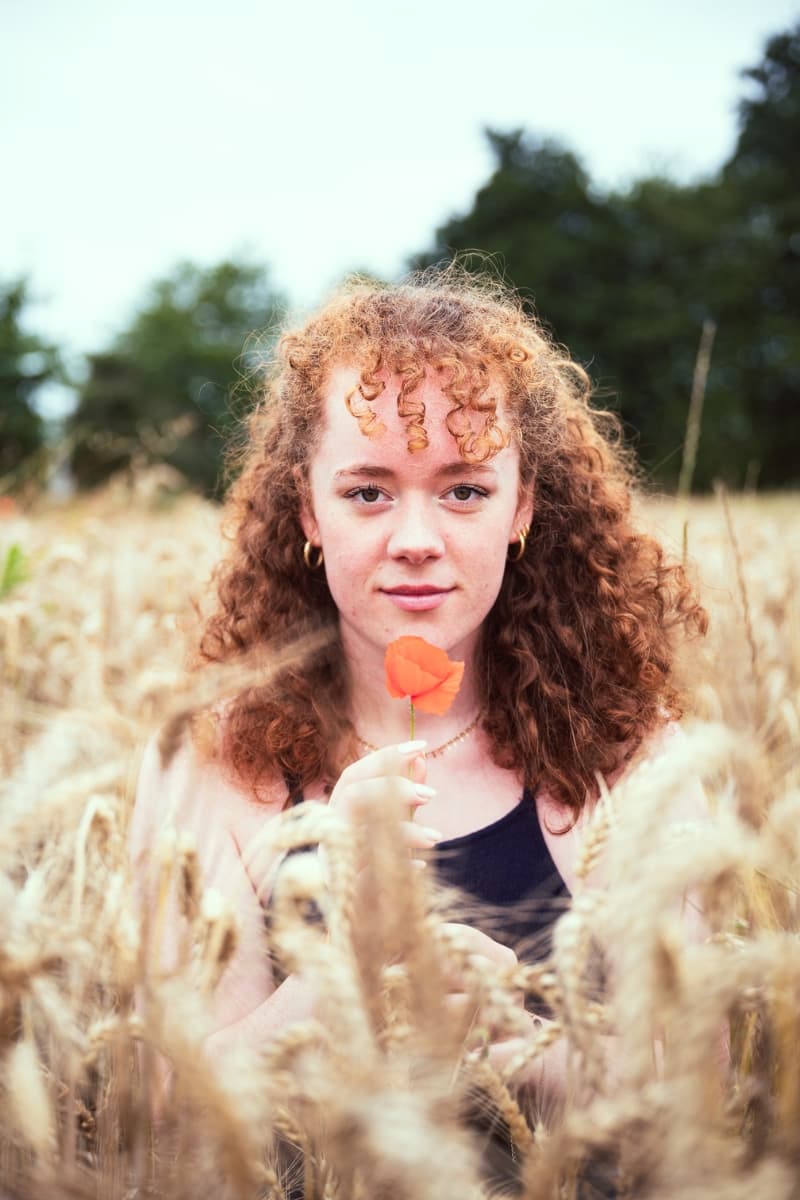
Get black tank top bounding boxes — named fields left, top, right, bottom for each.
left=429, top=787, right=570, bottom=963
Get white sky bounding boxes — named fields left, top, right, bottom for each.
left=3, top=0, right=799, bottom=384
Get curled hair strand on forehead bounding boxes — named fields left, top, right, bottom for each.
left=344, top=383, right=387, bottom=440
left=395, top=362, right=429, bottom=454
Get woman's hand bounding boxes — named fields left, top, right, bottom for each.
left=439, top=922, right=520, bottom=1036
left=437, top=925, right=565, bottom=1096
left=440, top=921, right=518, bottom=976
left=486, top=1012, right=567, bottom=1103
left=328, top=741, right=442, bottom=863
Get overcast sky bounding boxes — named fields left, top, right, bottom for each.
left=3, top=0, right=799, bottom=381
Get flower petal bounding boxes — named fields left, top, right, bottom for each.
left=384, top=636, right=464, bottom=714
left=413, top=662, right=465, bottom=714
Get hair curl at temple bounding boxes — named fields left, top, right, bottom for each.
left=196, top=263, right=707, bottom=820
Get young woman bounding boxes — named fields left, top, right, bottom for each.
left=131, top=266, right=706, bottom=1076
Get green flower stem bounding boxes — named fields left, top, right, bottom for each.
left=406, top=699, right=417, bottom=809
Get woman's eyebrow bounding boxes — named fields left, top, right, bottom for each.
left=333, top=462, right=498, bottom=481
left=438, top=462, right=497, bottom=479
left=333, top=465, right=394, bottom=481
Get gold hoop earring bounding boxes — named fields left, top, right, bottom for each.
left=303, top=540, right=324, bottom=569
left=508, top=524, right=530, bottom=563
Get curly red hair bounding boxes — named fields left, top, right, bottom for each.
left=197, top=264, right=706, bottom=818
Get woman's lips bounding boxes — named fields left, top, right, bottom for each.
left=381, top=587, right=453, bottom=612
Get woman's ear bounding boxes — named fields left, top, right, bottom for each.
left=293, top=466, right=319, bottom=543
left=513, top=486, right=534, bottom=534
left=300, top=507, right=319, bottom=543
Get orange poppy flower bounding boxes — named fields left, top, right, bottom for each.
left=384, top=636, right=464, bottom=716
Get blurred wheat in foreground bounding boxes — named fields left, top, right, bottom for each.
left=1, top=480, right=799, bottom=1200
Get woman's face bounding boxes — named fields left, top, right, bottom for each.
left=300, top=364, right=533, bottom=668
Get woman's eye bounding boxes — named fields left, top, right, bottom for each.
left=348, top=485, right=383, bottom=503
left=449, top=484, right=487, bottom=503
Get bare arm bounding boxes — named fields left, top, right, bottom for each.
left=129, top=733, right=285, bottom=1041
left=204, top=972, right=316, bottom=1057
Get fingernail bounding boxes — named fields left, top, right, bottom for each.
left=399, top=740, right=427, bottom=754
left=412, top=859, right=427, bottom=870
left=421, top=826, right=443, bottom=842
left=414, top=784, right=436, bottom=799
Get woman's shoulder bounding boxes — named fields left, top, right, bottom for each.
left=129, top=726, right=288, bottom=870
left=129, top=726, right=287, bottom=1033
left=536, top=719, right=709, bottom=894
left=615, top=718, right=710, bottom=825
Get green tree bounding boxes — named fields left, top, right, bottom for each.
left=69, top=258, right=284, bottom=495
left=730, top=23, right=800, bottom=198
left=412, top=129, right=622, bottom=349
left=592, top=175, right=737, bottom=487
left=0, top=278, right=61, bottom=487
left=413, top=131, right=723, bottom=486
left=717, top=23, right=800, bottom=488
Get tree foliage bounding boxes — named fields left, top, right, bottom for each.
left=412, top=23, right=800, bottom=490
left=68, top=259, right=284, bottom=496
left=720, top=25, right=800, bottom=487
left=0, top=278, right=61, bottom=487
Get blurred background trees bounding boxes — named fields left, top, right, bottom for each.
left=67, top=259, right=284, bottom=496
left=0, top=278, right=61, bottom=488
left=4, top=22, right=798, bottom=497
left=719, top=25, right=800, bottom=489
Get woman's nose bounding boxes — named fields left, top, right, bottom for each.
left=386, top=499, right=444, bottom=562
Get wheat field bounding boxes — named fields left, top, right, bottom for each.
left=1, top=477, right=799, bottom=1199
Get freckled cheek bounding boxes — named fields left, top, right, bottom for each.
left=477, top=548, right=511, bottom=608
left=323, top=558, right=374, bottom=614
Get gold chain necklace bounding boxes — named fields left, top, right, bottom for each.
left=355, top=713, right=482, bottom=759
